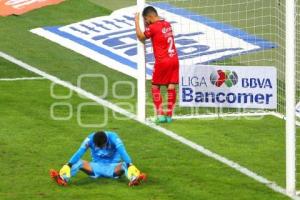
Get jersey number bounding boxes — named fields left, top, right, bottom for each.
left=167, top=37, right=175, bottom=56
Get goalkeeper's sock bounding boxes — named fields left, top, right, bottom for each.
left=121, top=162, right=130, bottom=179
left=151, top=88, right=164, bottom=115
left=167, top=89, right=177, bottom=117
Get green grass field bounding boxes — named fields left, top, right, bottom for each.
left=0, top=58, right=289, bottom=200
left=0, top=0, right=299, bottom=199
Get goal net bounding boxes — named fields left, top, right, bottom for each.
left=296, top=0, right=300, bottom=121
left=139, top=0, right=299, bottom=195
left=296, top=0, right=300, bottom=192
left=143, top=0, right=289, bottom=119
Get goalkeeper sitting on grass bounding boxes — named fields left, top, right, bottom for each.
left=50, top=131, right=146, bottom=187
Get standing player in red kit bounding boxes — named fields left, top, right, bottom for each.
left=135, top=6, right=179, bottom=123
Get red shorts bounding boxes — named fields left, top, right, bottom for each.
left=152, top=58, right=179, bottom=85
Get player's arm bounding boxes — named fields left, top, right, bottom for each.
left=59, top=137, right=90, bottom=179
left=135, top=13, right=146, bottom=42
left=118, top=144, right=132, bottom=166
left=110, top=133, right=145, bottom=184
left=111, top=133, right=132, bottom=165
left=67, top=137, right=90, bottom=166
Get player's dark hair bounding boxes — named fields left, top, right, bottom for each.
left=93, top=131, right=107, bottom=147
left=142, top=6, right=158, bottom=17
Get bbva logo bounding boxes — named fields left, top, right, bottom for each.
left=210, top=70, right=238, bottom=88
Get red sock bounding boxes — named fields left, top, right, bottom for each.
left=151, top=88, right=164, bottom=115
left=167, top=89, right=177, bottom=117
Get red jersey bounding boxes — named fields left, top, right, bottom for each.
left=144, top=19, right=178, bottom=63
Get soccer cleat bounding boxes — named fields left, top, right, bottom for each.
left=154, top=115, right=167, bottom=124
left=128, top=173, right=147, bottom=187
left=50, top=169, right=68, bottom=186
left=165, top=116, right=173, bottom=123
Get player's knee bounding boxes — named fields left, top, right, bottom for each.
left=152, top=84, right=160, bottom=90
left=168, top=84, right=176, bottom=90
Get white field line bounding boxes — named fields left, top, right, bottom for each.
left=271, top=112, right=300, bottom=127
left=0, top=77, right=45, bottom=81
left=0, top=51, right=297, bottom=200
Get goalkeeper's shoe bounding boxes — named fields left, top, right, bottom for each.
left=128, top=173, right=147, bottom=187
left=49, top=169, right=68, bottom=186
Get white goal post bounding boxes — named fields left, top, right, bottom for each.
left=286, top=0, right=296, bottom=195
left=136, top=0, right=297, bottom=195
left=137, top=0, right=146, bottom=122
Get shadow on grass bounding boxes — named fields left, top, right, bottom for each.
left=72, top=176, right=127, bottom=186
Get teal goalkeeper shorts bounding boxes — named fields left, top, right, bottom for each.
left=89, top=161, right=121, bottom=178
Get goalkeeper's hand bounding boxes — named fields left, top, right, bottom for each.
left=127, top=164, right=140, bottom=181
left=59, top=164, right=71, bottom=181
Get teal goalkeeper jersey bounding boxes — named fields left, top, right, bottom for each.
left=68, top=131, right=132, bottom=164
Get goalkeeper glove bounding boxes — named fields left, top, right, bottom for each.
left=127, top=164, right=140, bottom=181
left=59, top=164, right=71, bottom=182
left=127, top=164, right=147, bottom=186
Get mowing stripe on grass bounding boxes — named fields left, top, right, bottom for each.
left=0, top=50, right=297, bottom=200
left=0, top=77, right=45, bottom=81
